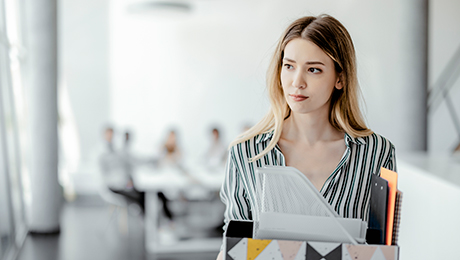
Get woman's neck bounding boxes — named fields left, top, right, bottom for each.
left=281, top=111, right=343, bottom=145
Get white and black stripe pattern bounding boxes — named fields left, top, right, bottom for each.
left=220, top=131, right=396, bottom=236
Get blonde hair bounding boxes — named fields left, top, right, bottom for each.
left=231, top=14, right=373, bottom=162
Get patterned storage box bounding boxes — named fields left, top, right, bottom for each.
left=224, top=221, right=399, bottom=260
left=226, top=237, right=399, bottom=260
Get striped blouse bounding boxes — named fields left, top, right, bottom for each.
left=220, top=131, right=397, bottom=235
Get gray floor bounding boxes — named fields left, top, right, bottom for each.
left=16, top=195, right=219, bottom=260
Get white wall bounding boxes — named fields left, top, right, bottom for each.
left=60, top=0, right=110, bottom=163
left=428, top=0, right=460, bottom=152
left=62, top=0, right=460, bottom=187
left=108, top=0, right=425, bottom=161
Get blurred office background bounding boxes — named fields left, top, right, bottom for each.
left=1, top=0, right=460, bottom=259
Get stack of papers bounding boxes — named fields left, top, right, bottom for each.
left=252, top=166, right=367, bottom=245
left=256, top=211, right=367, bottom=244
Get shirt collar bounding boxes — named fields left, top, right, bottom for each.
left=255, top=130, right=275, bottom=144
left=344, top=132, right=367, bottom=146
left=255, top=130, right=366, bottom=146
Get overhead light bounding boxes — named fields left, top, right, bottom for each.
left=127, top=1, right=192, bottom=16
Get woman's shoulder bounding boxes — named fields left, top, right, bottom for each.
left=228, top=132, right=273, bottom=156
left=354, top=132, right=396, bottom=152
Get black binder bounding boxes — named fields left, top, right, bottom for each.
left=366, top=174, right=388, bottom=244
left=226, top=220, right=254, bottom=238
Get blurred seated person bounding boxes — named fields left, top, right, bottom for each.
left=153, top=128, right=185, bottom=222
left=99, top=126, right=144, bottom=212
left=454, top=142, right=460, bottom=162
left=158, top=129, right=183, bottom=169
left=120, top=130, right=135, bottom=183
left=203, top=127, right=227, bottom=171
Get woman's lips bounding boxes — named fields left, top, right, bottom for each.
left=290, top=94, right=308, bottom=102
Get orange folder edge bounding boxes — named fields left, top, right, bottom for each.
left=380, top=167, right=398, bottom=245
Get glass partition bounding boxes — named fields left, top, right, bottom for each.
left=0, top=0, right=14, bottom=257
left=0, top=0, right=27, bottom=258
left=0, top=43, right=14, bottom=260
left=4, top=0, right=27, bottom=242
left=0, top=158, right=13, bottom=260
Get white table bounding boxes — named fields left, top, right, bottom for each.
left=133, top=164, right=225, bottom=255
left=397, top=156, right=460, bottom=259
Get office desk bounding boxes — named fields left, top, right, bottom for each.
left=133, top=165, right=224, bottom=254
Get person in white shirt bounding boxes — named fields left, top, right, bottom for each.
left=204, top=127, right=228, bottom=171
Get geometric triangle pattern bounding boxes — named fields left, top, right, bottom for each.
left=293, top=242, right=306, bottom=260
left=379, top=246, right=397, bottom=260
left=278, top=240, right=304, bottom=260
left=370, top=247, right=386, bottom=260
left=247, top=238, right=272, bottom=260
left=306, top=243, right=322, bottom=259
left=255, top=240, right=283, bottom=260
left=227, top=238, right=244, bottom=254
left=325, top=245, right=341, bottom=260
left=345, top=244, right=377, bottom=260
left=228, top=238, right=248, bottom=260
left=308, top=242, right=341, bottom=256
left=226, top=238, right=399, bottom=260
left=306, top=243, right=341, bottom=260
left=342, top=245, right=353, bottom=260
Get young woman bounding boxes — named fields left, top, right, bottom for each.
left=216, top=14, right=396, bottom=259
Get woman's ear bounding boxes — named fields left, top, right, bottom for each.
left=335, top=73, right=343, bottom=90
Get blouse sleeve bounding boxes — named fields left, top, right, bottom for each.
left=383, top=143, right=397, bottom=173
left=219, top=147, right=251, bottom=249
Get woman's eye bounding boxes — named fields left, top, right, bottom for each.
left=308, top=68, right=321, bottom=73
left=284, top=64, right=293, bottom=70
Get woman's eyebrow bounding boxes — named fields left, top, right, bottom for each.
left=283, top=57, right=296, bottom=63
left=283, top=58, right=325, bottom=66
left=305, top=61, right=325, bottom=66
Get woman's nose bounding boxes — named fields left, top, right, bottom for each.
left=292, top=71, right=306, bottom=89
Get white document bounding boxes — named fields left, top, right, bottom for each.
left=255, top=212, right=367, bottom=244
left=252, top=166, right=367, bottom=244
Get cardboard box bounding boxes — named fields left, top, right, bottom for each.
left=225, top=221, right=399, bottom=260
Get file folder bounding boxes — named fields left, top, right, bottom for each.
left=367, top=174, right=389, bottom=244
left=392, top=190, right=403, bottom=245
left=380, top=167, right=398, bottom=246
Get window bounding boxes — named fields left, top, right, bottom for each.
left=0, top=0, right=27, bottom=258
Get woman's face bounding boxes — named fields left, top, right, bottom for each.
left=280, top=38, right=342, bottom=117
